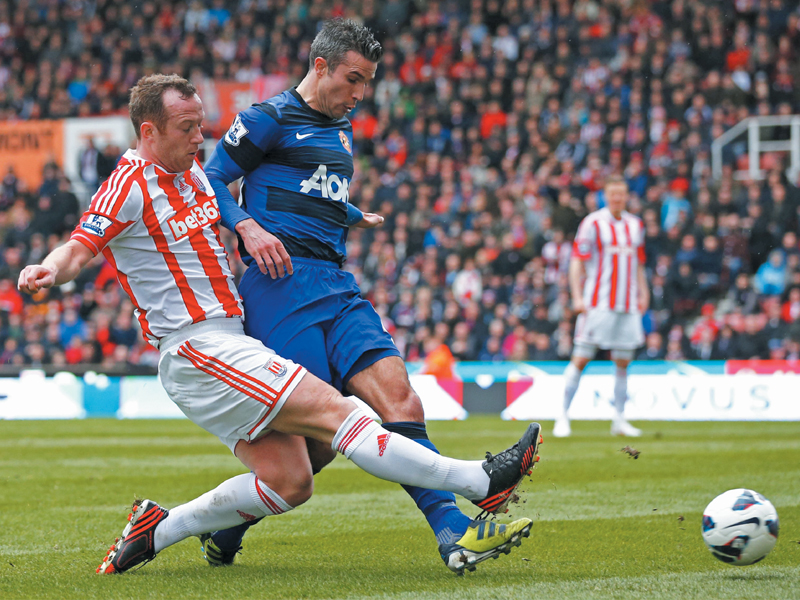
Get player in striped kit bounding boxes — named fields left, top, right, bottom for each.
left=554, top=175, right=650, bottom=438
left=17, top=74, right=541, bottom=574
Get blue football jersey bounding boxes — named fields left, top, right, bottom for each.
left=206, top=88, right=356, bottom=266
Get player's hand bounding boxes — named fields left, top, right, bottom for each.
left=18, top=265, right=56, bottom=295
left=235, top=218, right=293, bottom=279
left=572, top=297, right=586, bottom=314
left=354, top=212, right=384, bottom=229
left=638, top=294, right=650, bottom=313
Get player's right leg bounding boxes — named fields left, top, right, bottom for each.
left=98, top=432, right=313, bottom=574
left=267, top=372, right=543, bottom=513
left=100, top=321, right=318, bottom=574
left=610, top=354, right=641, bottom=437
left=557, top=349, right=592, bottom=438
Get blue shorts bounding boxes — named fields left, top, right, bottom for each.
left=238, top=257, right=401, bottom=392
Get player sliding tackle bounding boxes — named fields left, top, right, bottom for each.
left=18, top=73, right=542, bottom=575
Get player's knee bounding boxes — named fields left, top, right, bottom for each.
left=282, top=471, right=314, bottom=507
left=309, top=386, right=359, bottom=440
left=572, top=356, right=590, bottom=371
left=380, top=387, right=424, bottom=423
left=319, top=386, right=355, bottom=421
left=398, top=389, right=424, bottom=422
left=251, top=464, right=314, bottom=508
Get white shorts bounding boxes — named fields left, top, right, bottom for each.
left=158, top=318, right=306, bottom=454
left=574, top=309, right=644, bottom=358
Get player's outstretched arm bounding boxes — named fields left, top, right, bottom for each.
left=568, top=256, right=586, bottom=313
left=353, top=212, right=385, bottom=229
left=637, top=263, right=650, bottom=313
left=18, top=240, right=94, bottom=295
left=204, top=144, right=251, bottom=233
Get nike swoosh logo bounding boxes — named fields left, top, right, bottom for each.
left=296, top=132, right=314, bottom=140
left=723, top=517, right=761, bottom=528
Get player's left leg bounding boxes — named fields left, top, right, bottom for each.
left=345, top=355, right=472, bottom=537
left=609, top=312, right=645, bottom=436
left=344, top=355, right=533, bottom=572
left=206, top=319, right=336, bottom=559
left=327, top=287, right=532, bottom=570
left=610, top=353, right=641, bottom=437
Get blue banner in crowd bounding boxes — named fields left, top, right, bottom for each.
left=407, top=360, right=728, bottom=380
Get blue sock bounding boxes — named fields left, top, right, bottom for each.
left=210, top=517, right=263, bottom=551
left=381, top=421, right=472, bottom=546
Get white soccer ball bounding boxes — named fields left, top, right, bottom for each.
left=701, top=489, right=779, bottom=566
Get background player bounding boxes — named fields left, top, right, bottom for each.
left=204, top=19, right=511, bottom=573
left=555, top=175, right=650, bottom=438
left=17, top=74, right=541, bottom=575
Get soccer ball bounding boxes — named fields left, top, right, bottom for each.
left=701, top=489, right=779, bottom=566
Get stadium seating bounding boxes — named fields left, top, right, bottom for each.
left=2, top=0, right=800, bottom=367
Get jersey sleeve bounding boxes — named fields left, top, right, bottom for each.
left=205, top=105, right=282, bottom=231
left=637, top=217, right=646, bottom=263
left=572, top=217, right=595, bottom=261
left=216, top=104, right=281, bottom=173
left=345, top=203, right=364, bottom=226
left=70, top=174, right=142, bottom=256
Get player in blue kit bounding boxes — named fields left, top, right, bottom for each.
left=204, top=19, right=536, bottom=573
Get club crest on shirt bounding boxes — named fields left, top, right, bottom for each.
left=81, top=213, right=113, bottom=237
left=265, top=358, right=288, bottom=377
left=339, top=130, right=351, bottom=154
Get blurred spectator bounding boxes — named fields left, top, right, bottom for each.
left=0, top=279, right=23, bottom=315
left=529, top=333, right=558, bottom=361
left=736, top=314, right=770, bottom=359
left=452, top=257, right=482, bottom=307
left=783, top=287, right=800, bottom=322
left=78, top=141, right=102, bottom=192
left=59, top=309, right=86, bottom=348
left=109, top=312, right=138, bottom=348
left=637, top=332, right=666, bottom=360
left=713, top=325, right=739, bottom=360
left=421, top=337, right=457, bottom=380
left=694, top=236, right=723, bottom=293
left=754, top=250, right=787, bottom=296
left=661, top=182, right=692, bottom=230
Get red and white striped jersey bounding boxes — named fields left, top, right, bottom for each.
left=70, top=149, right=243, bottom=344
left=572, top=207, right=646, bottom=314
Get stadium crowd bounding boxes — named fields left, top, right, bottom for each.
left=3, top=0, right=800, bottom=368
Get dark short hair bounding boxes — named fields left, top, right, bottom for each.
left=309, top=18, right=383, bottom=73
left=129, top=74, right=197, bottom=139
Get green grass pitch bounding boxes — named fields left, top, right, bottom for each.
left=1, top=417, right=798, bottom=599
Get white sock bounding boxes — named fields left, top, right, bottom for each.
left=614, top=366, right=627, bottom=419
left=153, top=473, right=292, bottom=552
left=331, top=409, right=490, bottom=501
left=563, top=362, right=582, bottom=415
